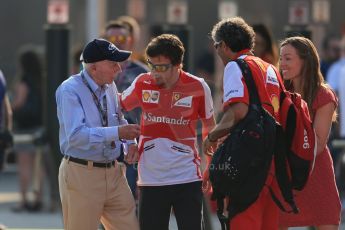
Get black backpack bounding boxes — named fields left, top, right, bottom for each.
left=209, top=59, right=277, bottom=230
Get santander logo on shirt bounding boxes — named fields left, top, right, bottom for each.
left=143, top=112, right=190, bottom=125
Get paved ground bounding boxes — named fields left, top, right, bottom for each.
left=0, top=164, right=342, bottom=230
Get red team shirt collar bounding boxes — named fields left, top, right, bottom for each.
left=233, top=49, right=253, bottom=60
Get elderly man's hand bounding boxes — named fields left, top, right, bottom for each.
left=125, top=144, right=139, bottom=164
left=118, top=124, right=140, bottom=140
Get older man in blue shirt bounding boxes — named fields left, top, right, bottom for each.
left=56, top=39, right=140, bottom=230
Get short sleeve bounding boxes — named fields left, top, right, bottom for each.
left=199, top=78, right=214, bottom=119
left=312, top=85, right=338, bottom=112
left=120, top=76, right=141, bottom=111
left=222, top=61, right=249, bottom=110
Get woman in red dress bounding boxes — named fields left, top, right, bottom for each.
left=278, top=36, right=341, bottom=229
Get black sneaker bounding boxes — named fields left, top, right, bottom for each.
left=11, top=202, right=31, bottom=213
left=27, top=201, right=43, bottom=212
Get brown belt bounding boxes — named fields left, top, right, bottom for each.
left=64, top=155, right=115, bottom=168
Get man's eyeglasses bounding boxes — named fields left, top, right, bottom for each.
left=107, top=35, right=128, bottom=44
left=214, top=41, right=222, bottom=49
left=147, top=60, right=173, bottom=73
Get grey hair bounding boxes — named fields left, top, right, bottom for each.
left=82, top=62, right=93, bottom=70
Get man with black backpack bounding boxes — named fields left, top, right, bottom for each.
left=203, top=17, right=284, bottom=229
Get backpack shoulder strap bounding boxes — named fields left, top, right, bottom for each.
left=234, top=58, right=261, bottom=106
left=273, top=125, right=299, bottom=214
left=271, top=65, right=286, bottom=91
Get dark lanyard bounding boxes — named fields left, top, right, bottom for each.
left=81, top=72, right=108, bottom=127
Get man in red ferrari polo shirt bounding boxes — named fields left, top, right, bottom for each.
left=120, top=34, right=216, bottom=230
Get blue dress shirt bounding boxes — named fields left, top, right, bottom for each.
left=56, top=70, right=129, bottom=162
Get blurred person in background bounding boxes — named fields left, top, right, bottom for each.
left=252, top=24, right=279, bottom=66
left=104, top=18, right=148, bottom=198
left=0, top=69, right=13, bottom=171
left=0, top=70, right=12, bottom=230
left=104, top=19, right=148, bottom=118
left=117, top=15, right=145, bottom=62
left=11, top=48, right=44, bottom=212
left=71, top=45, right=83, bottom=75
left=325, top=37, right=345, bottom=166
left=195, top=43, right=216, bottom=97
left=337, top=66, right=345, bottom=223
left=327, top=37, right=345, bottom=93
left=278, top=36, right=341, bottom=230
left=320, top=34, right=341, bottom=77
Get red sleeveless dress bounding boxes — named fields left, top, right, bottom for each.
left=279, top=86, right=342, bottom=226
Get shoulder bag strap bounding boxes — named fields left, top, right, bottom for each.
left=234, top=58, right=261, bottom=106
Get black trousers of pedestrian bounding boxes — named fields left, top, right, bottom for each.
left=139, top=181, right=203, bottom=230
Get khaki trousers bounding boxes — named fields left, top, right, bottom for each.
left=59, top=158, right=139, bottom=230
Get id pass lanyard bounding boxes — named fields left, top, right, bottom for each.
left=81, top=72, right=119, bottom=149
left=81, top=73, right=108, bottom=127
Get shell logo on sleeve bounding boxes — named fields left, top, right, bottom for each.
left=271, top=94, right=280, bottom=113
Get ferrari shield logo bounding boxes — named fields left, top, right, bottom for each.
left=172, top=92, right=192, bottom=108
left=173, top=93, right=180, bottom=101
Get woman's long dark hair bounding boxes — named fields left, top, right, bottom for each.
left=280, top=36, right=324, bottom=112
left=19, top=49, right=43, bottom=93
left=253, top=24, right=278, bottom=65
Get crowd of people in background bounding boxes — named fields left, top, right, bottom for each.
left=0, top=14, right=345, bottom=230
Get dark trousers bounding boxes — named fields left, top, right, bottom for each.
left=139, top=181, right=203, bottom=230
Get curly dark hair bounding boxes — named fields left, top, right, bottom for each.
left=211, top=17, right=255, bottom=52
left=145, top=34, right=185, bottom=65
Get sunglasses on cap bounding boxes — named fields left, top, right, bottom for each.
left=147, top=60, right=173, bottom=73
left=107, top=35, right=128, bottom=44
